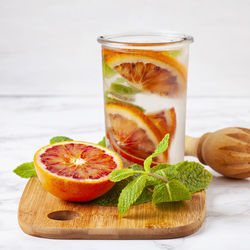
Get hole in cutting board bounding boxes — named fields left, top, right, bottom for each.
left=48, top=210, right=81, bottom=221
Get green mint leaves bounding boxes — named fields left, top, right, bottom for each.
left=110, top=82, right=138, bottom=95
left=109, top=169, right=135, bottom=182
left=118, top=174, right=147, bottom=216
left=50, top=136, right=73, bottom=144
left=109, top=133, right=212, bottom=216
left=97, top=136, right=106, bottom=147
left=144, top=134, right=169, bottom=172
left=91, top=177, right=152, bottom=207
left=152, top=180, right=191, bottom=204
left=109, top=77, right=140, bottom=96
left=102, top=58, right=116, bottom=78
left=13, top=162, right=37, bottom=178
left=176, top=161, right=213, bottom=193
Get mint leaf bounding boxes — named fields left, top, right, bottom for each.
left=155, top=166, right=178, bottom=180
left=175, top=161, right=189, bottom=168
left=129, top=164, right=144, bottom=178
left=104, top=91, right=145, bottom=112
left=152, top=180, right=191, bottom=204
left=168, top=50, right=182, bottom=57
left=153, top=133, right=170, bottom=157
left=146, top=175, right=162, bottom=187
left=112, top=77, right=126, bottom=84
left=118, top=174, right=147, bottom=216
left=150, top=163, right=171, bottom=173
left=110, top=77, right=140, bottom=94
left=13, top=162, right=37, bottom=178
left=97, top=136, right=106, bottom=147
left=129, top=164, right=144, bottom=171
left=144, top=134, right=169, bottom=172
left=50, top=136, right=73, bottom=144
left=147, top=165, right=178, bottom=186
left=109, top=169, right=135, bottom=182
left=176, top=161, right=212, bottom=193
left=133, top=188, right=152, bottom=205
left=91, top=178, right=152, bottom=207
left=90, top=179, right=129, bottom=206
left=110, top=83, right=137, bottom=95
left=103, top=58, right=116, bottom=78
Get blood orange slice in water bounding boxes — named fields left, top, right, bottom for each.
left=34, top=141, right=123, bottom=202
left=105, top=102, right=168, bottom=165
left=147, top=107, right=176, bottom=142
left=147, top=108, right=176, bottom=162
left=104, top=49, right=187, bottom=97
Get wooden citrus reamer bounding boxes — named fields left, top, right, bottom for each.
left=185, top=127, right=250, bottom=179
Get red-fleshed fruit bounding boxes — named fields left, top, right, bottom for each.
left=105, top=102, right=167, bottom=166
left=147, top=107, right=176, bottom=143
left=104, top=49, right=187, bottom=97
left=34, top=141, right=123, bottom=202
left=147, top=108, right=177, bottom=162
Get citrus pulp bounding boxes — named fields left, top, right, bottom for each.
left=105, top=102, right=168, bottom=165
left=104, top=49, right=187, bottom=97
left=34, top=141, right=123, bottom=202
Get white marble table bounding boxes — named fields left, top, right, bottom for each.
left=1, top=95, right=250, bottom=250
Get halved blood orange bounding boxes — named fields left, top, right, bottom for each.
left=104, top=49, right=187, bottom=97
left=105, top=102, right=167, bottom=165
left=34, top=141, right=123, bottom=202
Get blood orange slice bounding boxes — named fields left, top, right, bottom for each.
left=34, top=141, right=123, bottom=202
left=147, top=108, right=176, bottom=161
left=105, top=102, right=167, bottom=165
left=147, top=107, right=177, bottom=142
left=104, top=49, right=187, bottom=97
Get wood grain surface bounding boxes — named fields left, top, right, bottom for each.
left=18, top=177, right=206, bottom=239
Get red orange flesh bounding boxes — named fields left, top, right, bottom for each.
left=34, top=141, right=123, bottom=202
left=105, top=103, right=167, bottom=165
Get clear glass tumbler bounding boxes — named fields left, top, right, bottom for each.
left=97, top=32, right=193, bottom=167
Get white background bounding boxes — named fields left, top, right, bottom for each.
left=1, top=0, right=250, bottom=97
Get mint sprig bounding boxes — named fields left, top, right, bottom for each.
left=109, top=133, right=212, bottom=216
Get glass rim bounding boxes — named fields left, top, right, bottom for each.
left=97, top=32, right=193, bottom=48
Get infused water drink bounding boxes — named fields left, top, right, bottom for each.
left=98, top=33, right=193, bottom=166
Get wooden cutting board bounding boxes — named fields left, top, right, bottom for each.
left=18, top=177, right=206, bottom=239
